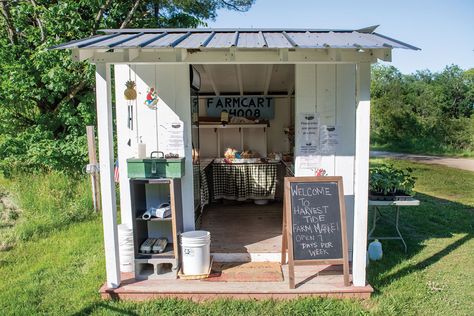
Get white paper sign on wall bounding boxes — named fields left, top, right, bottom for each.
left=158, top=121, right=185, bottom=157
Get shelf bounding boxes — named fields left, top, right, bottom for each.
left=136, top=216, right=172, bottom=222
left=195, top=123, right=268, bottom=129
left=137, top=244, right=175, bottom=258
left=130, top=178, right=172, bottom=184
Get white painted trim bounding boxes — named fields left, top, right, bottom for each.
left=95, top=63, right=121, bottom=288
left=352, top=63, right=371, bottom=287
left=263, top=64, right=274, bottom=95
left=114, top=64, right=133, bottom=228
left=74, top=48, right=381, bottom=64
left=212, top=252, right=283, bottom=263
left=202, top=65, right=220, bottom=96
left=235, top=64, right=243, bottom=96
left=197, top=124, right=268, bottom=129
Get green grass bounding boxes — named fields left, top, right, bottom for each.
left=0, top=172, right=96, bottom=250
left=0, top=160, right=473, bottom=315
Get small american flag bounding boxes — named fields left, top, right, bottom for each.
left=114, top=160, right=120, bottom=183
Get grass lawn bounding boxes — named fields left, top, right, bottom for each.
left=0, top=159, right=473, bottom=315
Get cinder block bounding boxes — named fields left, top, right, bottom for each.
left=135, top=258, right=179, bottom=280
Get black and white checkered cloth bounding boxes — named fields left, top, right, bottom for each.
left=212, top=163, right=277, bottom=201
left=193, top=165, right=209, bottom=207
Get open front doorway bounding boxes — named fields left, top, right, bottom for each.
left=190, top=64, right=295, bottom=261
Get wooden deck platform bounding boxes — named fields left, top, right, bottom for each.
left=200, top=201, right=283, bottom=261
left=100, top=265, right=373, bottom=301
left=101, top=201, right=373, bottom=300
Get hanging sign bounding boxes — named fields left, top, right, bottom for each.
left=296, top=112, right=320, bottom=155
left=158, top=121, right=185, bottom=157
left=205, top=96, right=275, bottom=119
left=295, top=113, right=321, bottom=174
left=281, top=176, right=350, bottom=289
left=320, top=125, right=339, bottom=154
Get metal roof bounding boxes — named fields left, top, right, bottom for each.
left=52, top=26, right=420, bottom=51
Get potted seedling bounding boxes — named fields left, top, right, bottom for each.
left=369, top=164, right=416, bottom=201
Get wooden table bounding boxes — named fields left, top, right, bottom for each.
left=212, top=161, right=278, bottom=201
left=368, top=198, right=420, bottom=252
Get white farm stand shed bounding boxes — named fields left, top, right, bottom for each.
left=56, top=26, right=418, bottom=296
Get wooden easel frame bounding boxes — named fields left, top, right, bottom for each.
left=281, top=176, right=350, bottom=289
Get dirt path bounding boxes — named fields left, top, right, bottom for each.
left=370, top=151, right=474, bottom=172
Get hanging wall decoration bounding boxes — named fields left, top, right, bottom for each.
left=124, top=80, right=137, bottom=100
left=144, top=87, right=159, bottom=110
left=125, top=67, right=137, bottom=147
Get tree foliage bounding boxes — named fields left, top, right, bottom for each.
left=371, top=64, right=474, bottom=154
left=0, top=0, right=254, bottom=176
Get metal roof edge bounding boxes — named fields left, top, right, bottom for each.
left=98, top=28, right=360, bottom=34
left=356, top=25, right=379, bottom=34
left=373, top=32, right=421, bottom=51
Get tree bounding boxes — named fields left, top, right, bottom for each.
left=0, top=0, right=255, bottom=175
left=371, top=64, right=474, bottom=154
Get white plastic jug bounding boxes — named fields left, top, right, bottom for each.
left=368, top=239, right=383, bottom=261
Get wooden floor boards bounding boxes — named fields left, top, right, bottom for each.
left=200, top=200, right=283, bottom=253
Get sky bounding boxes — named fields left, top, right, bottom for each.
left=206, top=0, right=474, bottom=74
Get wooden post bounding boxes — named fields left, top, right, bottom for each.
left=352, top=62, right=371, bottom=287
left=86, top=126, right=101, bottom=212
left=281, top=199, right=287, bottom=264
left=96, top=62, right=121, bottom=289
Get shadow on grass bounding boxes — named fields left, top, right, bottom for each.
left=72, top=301, right=139, bottom=316
left=367, top=192, right=474, bottom=296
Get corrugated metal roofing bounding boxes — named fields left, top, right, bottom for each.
left=52, top=27, right=419, bottom=50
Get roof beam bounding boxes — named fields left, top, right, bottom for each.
left=81, top=48, right=377, bottom=64
left=235, top=64, right=243, bottom=96
left=263, top=64, right=273, bottom=95
left=287, top=74, right=295, bottom=96
left=125, top=48, right=140, bottom=61
left=202, top=65, right=220, bottom=96
left=72, top=48, right=94, bottom=62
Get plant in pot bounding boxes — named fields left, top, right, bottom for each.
left=369, top=164, right=416, bottom=201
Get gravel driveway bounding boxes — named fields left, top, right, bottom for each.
left=370, top=151, right=474, bottom=172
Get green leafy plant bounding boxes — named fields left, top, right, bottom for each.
left=369, top=164, right=416, bottom=196
left=0, top=0, right=255, bottom=176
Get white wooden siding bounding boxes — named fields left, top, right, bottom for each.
left=116, top=64, right=194, bottom=231
left=294, top=64, right=357, bottom=255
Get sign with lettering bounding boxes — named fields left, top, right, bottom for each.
left=205, top=96, right=275, bottom=119
left=281, top=176, right=350, bottom=288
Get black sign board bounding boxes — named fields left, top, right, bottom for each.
left=281, top=176, right=350, bottom=289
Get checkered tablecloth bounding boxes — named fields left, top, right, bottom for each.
left=193, top=164, right=209, bottom=207
left=212, top=163, right=277, bottom=201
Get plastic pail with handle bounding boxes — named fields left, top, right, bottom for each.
left=180, top=230, right=211, bottom=275
left=118, top=224, right=134, bottom=272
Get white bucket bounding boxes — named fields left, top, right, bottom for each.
left=180, top=230, right=211, bottom=275
left=118, top=224, right=134, bottom=272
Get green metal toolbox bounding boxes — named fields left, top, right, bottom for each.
left=127, top=151, right=185, bottom=179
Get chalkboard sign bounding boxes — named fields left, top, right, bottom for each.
left=290, top=181, right=343, bottom=260
left=281, top=176, right=350, bottom=289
